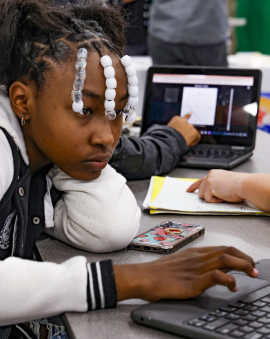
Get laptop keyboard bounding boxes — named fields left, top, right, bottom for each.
left=188, top=148, right=245, bottom=159
left=186, top=286, right=270, bottom=338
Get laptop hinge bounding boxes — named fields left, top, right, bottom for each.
left=231, top=146, right=245, bottom=150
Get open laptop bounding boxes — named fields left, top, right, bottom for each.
left=131, top=259, right=270, bottom=339
left=140, top=66, right=262, bottom=169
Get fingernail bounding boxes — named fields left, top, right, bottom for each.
left=253, top=268, right=259, bottom=276
left=232, top=286, right=238, bottom=292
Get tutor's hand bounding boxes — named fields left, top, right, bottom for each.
left=114, top=246, right=258, bottom=302
left=186, top=169, right=249, bottom=203
left=167, top=114, right=201, bottom=147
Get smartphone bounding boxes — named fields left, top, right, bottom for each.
left=128, top=221, right=205, bottom=254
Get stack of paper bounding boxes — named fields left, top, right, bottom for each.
left=143, top=176, right=270, bottom=216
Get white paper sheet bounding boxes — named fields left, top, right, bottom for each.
left=150, top=177, right=263, bottom=214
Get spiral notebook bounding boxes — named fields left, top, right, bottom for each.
left=143, top=176, right=270, bottom=216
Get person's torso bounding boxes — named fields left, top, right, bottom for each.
left=148, top=0, right=229, bottom=45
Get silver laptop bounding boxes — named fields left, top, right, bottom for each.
left=141, top=66, right=262, bottom=169
left=131, top=259, right=270, bottom=338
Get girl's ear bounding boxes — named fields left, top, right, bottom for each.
left=9, top=81, right=34, bottom=122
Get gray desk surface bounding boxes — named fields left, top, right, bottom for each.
left=37, top=129, right=270, bottom=339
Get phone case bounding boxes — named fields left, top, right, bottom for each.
left=128, top=221, right=205, bottom=254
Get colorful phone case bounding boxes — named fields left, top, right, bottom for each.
left=128, top=221, right=205, bottom=253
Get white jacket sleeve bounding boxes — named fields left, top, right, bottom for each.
left=45, top=165, right=141, bottom=253
left=0, top=256, right=87, bottom=326
left=0, top=129, right=14, bottom=201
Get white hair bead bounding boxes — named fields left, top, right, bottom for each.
left=128, top=96, right=139, bottom=107
left=77, top=48, right=88, bottom=59
left=104, top=66, right=115, bottom=79
left=104, top=100, right=115, bottom=111
left=105, top=89, right=116, bottom=101
left=128, top=75, right=138, bottom=86
left=125, top=65, right=136, bottom=77
left=121, top=55, right=132, bottom=68
left=72, top=101, right=83, bottom=113
left=106, top=77, right=117, bottom=89
left=105, top=110, right=117, bottom=120
left=128, top=86, right=139, bottom=97
left=125, top=113, right=137, bottom=124
left=101, top=55, right=112, bottom=68
left=75, top=58, right=87, bottom=69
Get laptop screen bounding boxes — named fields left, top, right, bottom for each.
left=141, top=67, right=261, bottom=147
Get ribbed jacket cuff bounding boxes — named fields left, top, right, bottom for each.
left=86, top=260, right=117, bottom=310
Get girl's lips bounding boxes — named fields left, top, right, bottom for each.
left=84, top=160, right=108, bottom=170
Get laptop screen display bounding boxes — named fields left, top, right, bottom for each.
left=141, top=68, right=261, bottom=147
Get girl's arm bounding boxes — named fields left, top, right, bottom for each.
left=187, top=170, right=270, bottom=212
left=45, top=165, right=141, bottom=253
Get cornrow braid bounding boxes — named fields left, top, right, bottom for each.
left=0, top=0, right=126, bottom=94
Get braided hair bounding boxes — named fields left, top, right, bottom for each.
left=0, top=0, right=126, bottom=94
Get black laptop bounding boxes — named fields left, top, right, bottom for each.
left=131, top=259, right=270, bottom=339
left=140, top=66, right=262, bottom=169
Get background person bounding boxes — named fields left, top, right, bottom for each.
left=148, top=0, right=229, bottom=66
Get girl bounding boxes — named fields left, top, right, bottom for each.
left=0, top=1, right=258, bottom=338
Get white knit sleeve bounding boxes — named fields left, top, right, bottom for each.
left=0, top=256, right=87, bottom=326
left=45, top=165, right=141, bottom=253
left=0, top=129, right=14, bottom=201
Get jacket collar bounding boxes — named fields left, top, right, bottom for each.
left=0, top=95, right=29, bottom=165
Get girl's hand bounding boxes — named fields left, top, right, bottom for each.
left=114, top=246, right=258, bottom=302
left=186, top=169, right=250, bottom=203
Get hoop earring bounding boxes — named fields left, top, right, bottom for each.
left=21, top=114, right=25, bottom=127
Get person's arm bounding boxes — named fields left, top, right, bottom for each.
left=45, top=164, right=141, bottom=253
left=187, top=170, right=270, bottom=212
left=110, top=115, right=201, bottom=180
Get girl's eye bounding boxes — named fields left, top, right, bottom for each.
left=79, top=107, right=93, bottom=116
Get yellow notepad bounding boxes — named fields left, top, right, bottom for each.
left=143, top=176, right=270, bottom=216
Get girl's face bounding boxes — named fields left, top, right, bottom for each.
left=22, top=51, right=127, bottom=181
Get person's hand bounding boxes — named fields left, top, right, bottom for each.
left=114, top=246, right=258, bottom=301
left=167, top=114, right=201, bottom=147
left=186, top=169, right=250, bottom=203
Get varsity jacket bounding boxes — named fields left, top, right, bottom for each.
left=0, top=94, right=141, bottom=336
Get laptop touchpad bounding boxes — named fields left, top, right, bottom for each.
left=202, top=273, right=268, bottom=301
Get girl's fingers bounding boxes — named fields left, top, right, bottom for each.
left=186, top=177, right=206, bottom=192
left=199, top=254, right=258, bottom=278
left=196, top=246, right=255, bottom=268
left=183, top=112, right=192, bottom=119
left=198, top=269, right=238, bottom=293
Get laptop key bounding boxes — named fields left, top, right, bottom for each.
left=209, top=310, right=227, bottom=317
left=230, top=330, right=245, bottom=337
left=239, top=326, right=254, bottom=333
left=203, top=318, right=230, bottom=331
left=194, top=321, right=206, bottom=327
left=243, top=333, right=262, bottom=339
left=233, top=319, right=248, bottom=326
left=252, top=301, right=267, bottom=307
left=244, top=305, right=258, bottom=312
left=230, top=302, right=246, bottom=308
left=260, top=305, right=270, bottom=312
left=261, top=296, right=270, bottom=303
left=257, top=327, right=270, bottom=334
left=257, top=316, right=270, bottom=324
left=251, top=310, right=266, bottom=317
left=242, top=315, right=257, bottom=321
left=220, top=306, right=237, bottom=312
left=225, top=313, right=240, bottom=320
left=249, top=321, right=263, bottom=329
left=235, top=309, right=249, bottom=316
left=216, top=323, right=238, bottom=334
left=199, top=315, right=217, bottom=322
